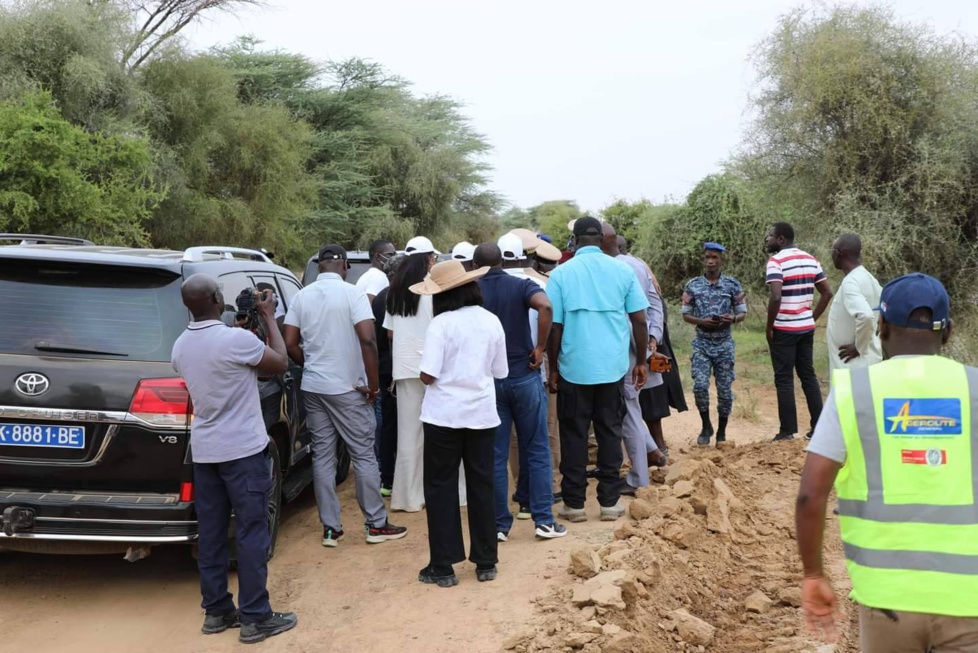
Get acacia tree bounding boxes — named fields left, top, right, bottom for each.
left=0, top=92, right=163, bottom=244
left=739, top=4, right=978, bottom=295
left=107, top=0, right=262, bottom=70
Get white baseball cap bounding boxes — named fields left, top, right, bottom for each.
left=497, top=233, right=525, bottom=261
left=404, top=236, right=440, bottom=255
left=451, top=241, right=475, bottom=262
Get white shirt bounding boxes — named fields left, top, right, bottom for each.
left=383, top=294, right=433, bottom=380
left=284, top=273, right=374, bottom=395
left=356, top=267, right=389, bottom=298
left=171, top=321, right=267, bottom=464
left=826, top=265, right=883, bottom=371
left=420, top=306, right=508, bottom=429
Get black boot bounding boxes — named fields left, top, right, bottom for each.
left=697, top=411, right=713, bottom=446
left=716, top=416, right=728, bottom=444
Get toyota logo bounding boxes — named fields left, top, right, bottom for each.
left=15, top=373, right=50, bottom=397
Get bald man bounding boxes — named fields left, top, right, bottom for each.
left=827, top=234, right=882, bottom=372
left=171, top=274, right=297, bottom=643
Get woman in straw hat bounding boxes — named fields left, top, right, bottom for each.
left=412, top=260, right=509, bottom=587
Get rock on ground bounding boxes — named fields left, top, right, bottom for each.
left=745, top=590, right=774, bottom=614
left=568, top=547, right=602, bottom=579
left=671, top=608, right=716, bottom=646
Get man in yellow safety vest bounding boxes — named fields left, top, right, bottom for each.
left=795, top=272, right=978, bottom=652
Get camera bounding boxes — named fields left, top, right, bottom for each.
left=235, top=288, right=275, bottom=342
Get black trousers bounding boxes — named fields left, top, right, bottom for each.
left=556, top=377, right=626, bottom=509
left=378, top=384, right=398, bottom=488
left=769, top=329, right=823, bottom=435
left=194, top=449, right=272, bottom=624
left=422, top=423, right=496, bottom=567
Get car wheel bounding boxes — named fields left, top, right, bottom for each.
left=335, top=438, right=351, bottom=485
left=266, top=439, right=283, bottom=560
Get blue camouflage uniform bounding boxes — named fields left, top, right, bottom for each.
left=681, top=274, right=747, bottom=417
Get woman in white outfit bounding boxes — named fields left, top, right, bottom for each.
left=383, top=237, right=467, bottom=511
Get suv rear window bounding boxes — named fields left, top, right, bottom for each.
left=0, top=259, right=187, bottom=362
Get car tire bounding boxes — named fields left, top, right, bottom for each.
left=228, top=439, right=283, bottom=565
left=265, top=439, right=283, bottom=560
left=335, top=438, right=351, bottom=485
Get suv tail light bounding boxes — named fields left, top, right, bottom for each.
left=179, top=481, right=194, bottom=502
left=129, top=378, right=192, bottom=426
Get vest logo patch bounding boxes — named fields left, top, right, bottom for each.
left=902, top=448, right=948, bottom=465
left=883, top=399, right=962, bottom=436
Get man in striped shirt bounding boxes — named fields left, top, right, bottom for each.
left=765, top=222, right=834, bottom=441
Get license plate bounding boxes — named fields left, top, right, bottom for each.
left=0, top=423, right=85, bottom=449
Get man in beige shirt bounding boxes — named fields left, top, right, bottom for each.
left=826, top=234, right=882, bottom=371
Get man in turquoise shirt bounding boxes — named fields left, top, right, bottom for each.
left=546, top=216, right=650, bottom=522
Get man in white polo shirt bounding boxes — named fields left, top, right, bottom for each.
left=284, top=244, right=407, bottom=548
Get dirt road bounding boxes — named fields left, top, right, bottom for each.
left=0, top=386, right=843, bottom=653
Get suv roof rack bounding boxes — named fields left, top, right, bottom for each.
left=182, top=246, right=273, bottom=263
left=0, top=233, right=95, bottom=246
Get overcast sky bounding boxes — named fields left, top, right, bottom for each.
left=187, top=1, right=978, bottom=213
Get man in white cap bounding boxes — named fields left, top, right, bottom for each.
left=451, top=241, right=476, bottom=272
left=404, top=236, right=441, bottom=257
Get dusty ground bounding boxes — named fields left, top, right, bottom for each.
left=0, top=381, right=850, bottom=653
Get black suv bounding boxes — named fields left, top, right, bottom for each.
left=0, top=235, right=348, bottom=557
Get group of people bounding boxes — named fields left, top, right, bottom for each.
left=170, top=211, right=963, bottom=649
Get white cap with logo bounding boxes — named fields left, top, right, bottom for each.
left=497, top=233, right=525, bottom=261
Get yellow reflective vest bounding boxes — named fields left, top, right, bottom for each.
left=833, top=355, right=978, bottom=616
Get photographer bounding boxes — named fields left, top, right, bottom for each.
left=171, top=274, right=297, bottom=644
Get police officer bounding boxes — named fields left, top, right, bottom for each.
left=796, top=273, right=978, bottom=651
left=681, top=243, right=747, bottom=446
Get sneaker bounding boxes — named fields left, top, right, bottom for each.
left=715, top=433, right=727, bottom=444
left=239, top=612, right=298, bottom=644
left=804, top=430, right=813, bottom=440
left=586, top=467, right=598, bottom=479
left=380, top=486, right=392, bottom=497
left=516, top=504, right=531, bottom=520
left=620, top=485, right=637, bottom=497
left=419, top=564, right=458, bottom=588
left=476, top=564, right=498, bottom=582
left=365, top=521, right=408, bottom=544
left=772, top=433, right=795, bottom=442
left=600, top=501, right=626, bottom=522
left=202, top=610, right=241, bottom=634
left=497, top=531, right=509, bottom=543
left=552, top=491, right=562, bottom=504
left=557, top=503, right=587, bottom=523
left=322, top=527, right=344, bottom=548
left=535, top=522, right=568, bottom=539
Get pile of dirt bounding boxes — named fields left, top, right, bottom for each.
left=506, top=441, right=857, bottom=653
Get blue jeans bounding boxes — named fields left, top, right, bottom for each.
left=194, top=449, right=272, bottom=624
left=494, top=371, right=554, bottom=531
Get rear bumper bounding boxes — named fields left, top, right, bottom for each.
left=0, top=489, right=197, bottom=543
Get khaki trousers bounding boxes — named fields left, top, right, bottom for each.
left=860, top=605, right=978, bottom=652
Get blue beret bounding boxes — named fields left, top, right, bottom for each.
left=703, top=242, right=726, bottom=252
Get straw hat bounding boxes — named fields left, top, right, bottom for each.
left=509, top=228, right=541, bottom=252
left=409, top=260, right=490, bottom=295
left=534, top=241, right=562, bottom=263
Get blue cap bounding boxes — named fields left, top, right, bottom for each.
left=703, top=242, right=726, bottom=252
left=878, top=273, right=950, bottom=331
left=537, top=234, right=553, bottom=243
